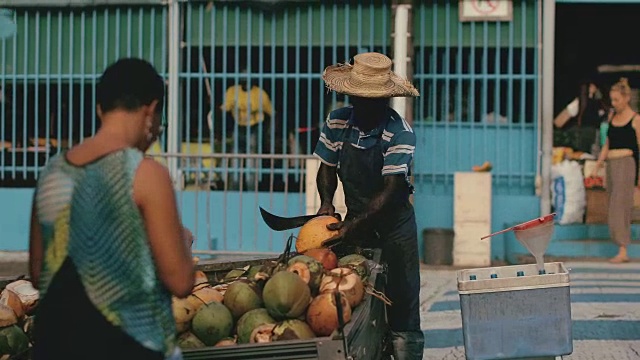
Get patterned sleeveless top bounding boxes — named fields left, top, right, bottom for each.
left=34, top=148, right=177, bottom=356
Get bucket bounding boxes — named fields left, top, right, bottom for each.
left=422, top=228, right=454, bottom=265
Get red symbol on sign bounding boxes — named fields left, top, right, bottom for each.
left=470, top=0, right=499, bottom=15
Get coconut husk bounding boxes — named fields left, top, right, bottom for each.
left=287, top=262, right=312, bottom=285
left=0, top=290, right=24, bottom=320
left=319, top=268, right=365, bottom=308
left=306, top=292, right=351, bottom=337
left=190, top=286, right=224, bottom=309
left=214, top=335, right=238, bottom=347
left=211, top=284, right=229, bottom=297
left=172, top=296, right=198, bottom=334
left=272, top=319, right=316, bottom=341
left=194, top=271, right=209, bottom=287
left=223, top=266, right=250, bottom=282
left=249, top=323, right=276, bottom=343
left=5, top=280, right=39, bottom=314
left=364, top=282, right=392, bottom=306
left=0, top=303, right=17, bottom=327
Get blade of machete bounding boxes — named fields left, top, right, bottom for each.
left=259, top=207, right=320, bottom=231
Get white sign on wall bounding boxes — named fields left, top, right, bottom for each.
left=459, top=0, right=513, bottom=22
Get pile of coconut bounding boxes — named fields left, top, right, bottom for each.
left=174, top=216, right=381, bottom=349
left=0, top=280, right=39, bottom=358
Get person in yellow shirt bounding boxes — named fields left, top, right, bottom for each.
left=220, top=69, right=274, bottom=189
left=221, top=71, right=273, bottom=128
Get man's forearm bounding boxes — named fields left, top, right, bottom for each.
left=317, top=163, right=337, bottom=206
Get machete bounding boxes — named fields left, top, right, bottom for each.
left=259, top=207, right=342, bottom=231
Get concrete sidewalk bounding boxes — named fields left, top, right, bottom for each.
left=0, top=251, right=28, bottom=277
left=4, top=252, right=640, bottom=359
left=420, top=261, right=640, bottom=360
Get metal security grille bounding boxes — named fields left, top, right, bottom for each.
left=147, top=152, right=317, bottom=254
left=0, top=1, right=394, bottom=253
left=0, top=6, right=167, bottom=185
left=412, top=0, right=540, bottom=194
left=178, top=1, right=390, bottom=193
left=0, top=1, right=545, bottom=254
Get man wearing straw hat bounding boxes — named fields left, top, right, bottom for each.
left=314, top=52, right=424, bottom=360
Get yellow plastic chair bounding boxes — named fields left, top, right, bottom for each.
left=181, top=142, right=215, bottom=170
left=146, top=141, right=219, bottom=188
left=146, top=141, right=167, bottom=165
left=181, top=143, right=217, bottom=186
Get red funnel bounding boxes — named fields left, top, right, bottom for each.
left=482, top=213, right=556, bottom=273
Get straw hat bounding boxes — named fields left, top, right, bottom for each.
left=322, top=52, right=419, bottom=98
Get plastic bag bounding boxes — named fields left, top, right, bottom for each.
left=551, top=160, right=586, bottom=225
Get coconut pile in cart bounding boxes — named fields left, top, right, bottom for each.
left=174, top=215, right=389, bottom=348
left=0, top=215, right=389, bottom=357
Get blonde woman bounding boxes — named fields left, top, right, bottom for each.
left=591, top=78, right=640, bottom=263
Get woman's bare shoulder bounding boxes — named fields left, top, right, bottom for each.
left=133, top=158, right=173, bottom=205
left=632, top=113, right=640, bottom=129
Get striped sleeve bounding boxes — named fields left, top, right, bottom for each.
left=382, top=130, right=416, bottom=176
left=313, top=115, right=345, bottom=166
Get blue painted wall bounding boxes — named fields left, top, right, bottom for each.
left=413, top=123, right=537, bottom=181
left=0, top=125, right=542, bottom=260
left=0, top=185, right=540, bottom=261
left=0, top=188, right=33, bottom=251
left=176, top=191, right=308, bottom=254
left=411, top=123, right=541, bottom=262
left=0, top=188, right=309, bottom=254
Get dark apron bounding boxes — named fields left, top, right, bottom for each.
left=337, top=127, right=424, bottom=360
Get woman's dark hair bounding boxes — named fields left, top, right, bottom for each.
left=96, top=58, right=165, bottom=114
left=577, top=82, right=590, bottom=125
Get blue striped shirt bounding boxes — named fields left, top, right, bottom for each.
left=313, top=106, right=416, bottom=178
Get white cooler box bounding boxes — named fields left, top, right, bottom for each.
left=456, top=262, right=573, bottom=360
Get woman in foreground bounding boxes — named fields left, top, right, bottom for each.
left=29, top=58, right=195, bottom=359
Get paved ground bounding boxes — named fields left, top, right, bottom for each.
left=420, top=261, right=640, bottom=360
left=0, top=251, right=28, bottom=278
left=3, top=252, right=640, bottom=359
